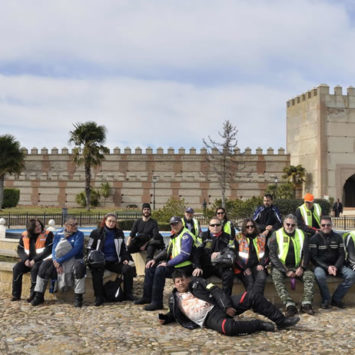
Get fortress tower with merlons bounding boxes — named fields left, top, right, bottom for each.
left=287, top=84, right=355, bottom=207
left=5, top=84, right=355, bottom=209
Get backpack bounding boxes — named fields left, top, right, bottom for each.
left=103, top=277, right=124, bottom=302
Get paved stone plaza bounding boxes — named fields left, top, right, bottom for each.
left=1, top=277, right=355, bottom=354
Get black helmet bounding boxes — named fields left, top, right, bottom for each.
left=87, top=250, right=105, bottom=269
left=211, top=248, right=236, bottom=267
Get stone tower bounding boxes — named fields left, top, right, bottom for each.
left=286, top=84, right=355, bottom=206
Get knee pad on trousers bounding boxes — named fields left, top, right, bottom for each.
left=38, top=260, right=54, bottom=279
left=73, top=260, right=86, bottom=279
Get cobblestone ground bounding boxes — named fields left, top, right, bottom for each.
left=1, top=278, right=355, bottom=354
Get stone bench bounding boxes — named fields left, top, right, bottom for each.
left=206, top=274, right=355, bottom=307
left=0, top=260, right=117, bottom=303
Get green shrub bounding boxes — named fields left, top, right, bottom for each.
left=274, top=199, right=303, bottom=216
left=2, top=188, right=20, bottom=208
left=152, top=197, right=186, bottom=223
left=118, top=219, right=136, bottom=230
left=75, top=190, right=100, bottom=207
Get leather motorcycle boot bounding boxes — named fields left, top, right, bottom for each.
left=134, top=297, right=151, bottom=305
left=95, top=296, right=104, bottom=307
left=144, top=303, right=163, bottom=311
left=300, top=304, right=315, bottom=315
left=11, top=296, right=20, bottom=301
left=285, top=305, right=298, bottom=317
left=277, top=316, right=300, bottom=330
left=27, top=283, right=36, bottom=303
left=331, top=298, right=345, bottom=309
left=258, top=321, right=275, bottom=332
left=74, top=293, right=83, bottom=308
left=31, top=292, right=44, bottom=306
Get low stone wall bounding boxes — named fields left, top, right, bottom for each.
left=207, top=275, right=355, bottom=307
left=0, top=260, right=117, bottom=302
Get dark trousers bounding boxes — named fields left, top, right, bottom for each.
left=128, top=236, right=164, bottom=261
left=236, top=266, right=268, bottom=295
left=143, top=264, right=193, bottom=305
left=12, top=260, right=42, bottom=298
left=204, top=291, right=285, bottom=336
left=203, top=264, right=234, bottom=296
left=91, top=261, right=135, bottom=299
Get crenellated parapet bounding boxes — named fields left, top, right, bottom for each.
left=19, top=146, right=286, bottom=156
left=287, top=84, right=355, bottom=108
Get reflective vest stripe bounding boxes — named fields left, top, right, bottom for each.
left=299, top=203, right=321, bottom=226
left=169, top=228, right=194, bottom=268
left=223, top=221, right=232, bottom=235
left=276, top=228, right=305, bottom=267
left=182, top=218, right=200, bottom=239
left=22, top=231, right=49, bottom=256
left=237, top=234, right=266, bottom=262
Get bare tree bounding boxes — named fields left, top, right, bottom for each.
left=203, top=120, right=238, bottom=208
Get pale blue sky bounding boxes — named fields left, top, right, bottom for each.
left=1, top=0, right=355, bottom=152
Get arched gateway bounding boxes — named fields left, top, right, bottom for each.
left=343, top=174, right=355, bottom=207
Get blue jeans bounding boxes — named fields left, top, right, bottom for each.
left=314, top=266, right=355, bottom=302
left=142, top=264, right=193, bottom=306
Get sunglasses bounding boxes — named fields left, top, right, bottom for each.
left=246, top=225, right=255, bottom=229
left=285, top=223, right=296, bottom=227
left=209, top=223, right=221, bottom=227
left=321, top=223, right=331, bottom=227
left=217, top=212, right=225, bottom=215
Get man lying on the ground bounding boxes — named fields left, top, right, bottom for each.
left=158, top=270, right=300, bottom=336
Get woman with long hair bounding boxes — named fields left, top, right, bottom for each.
left=234, top=218, right=269, bottom=294
left=87, top=213, right=136, bottom=306
left=12, top=218, right=53, bottom=302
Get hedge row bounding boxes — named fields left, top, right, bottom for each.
left=2, top=188, right=20, bottom=208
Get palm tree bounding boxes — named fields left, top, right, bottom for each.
left=69, top=122, right=109, bottom=210
left=282, top=164, right=306, bottom=198
left=0, top=135, right=25, bottom=209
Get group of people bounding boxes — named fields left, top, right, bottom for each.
left=10, top=194, right=355, bottom=337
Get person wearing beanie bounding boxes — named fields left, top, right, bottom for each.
left=295, top=193, right=322, bottom=237
left=127, top=203, right=164, bottom=262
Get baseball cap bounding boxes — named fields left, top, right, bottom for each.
left=169, top=216, right=182, bottom=224
left=185, top=207, right=194, bottom=213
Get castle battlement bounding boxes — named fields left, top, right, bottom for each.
left=287, top=84, right=355, bottom=108
left=20, top=146, right=286, bottom=156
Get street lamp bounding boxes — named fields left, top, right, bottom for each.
left=270, top=175, right=278, bottom=199
left=152, top=176, right=159, bottom=210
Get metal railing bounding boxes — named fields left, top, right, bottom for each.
left=0, top=211, right=141, bottom=228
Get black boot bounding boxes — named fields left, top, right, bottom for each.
left=95, top=296, right=104, bottom=307
left=31, top=292, right=44, bottom=306
left=27, top=283, right=36, bottom=303
left=123, top=272, right=135, bottom=301
left=74, top=294, right=83, bottom=308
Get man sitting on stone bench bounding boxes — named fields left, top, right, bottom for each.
left=192, top=216, right=235, bottom=296
left=269, top=214, right=315, bottom=316
left=158, top=270, right=300, bottom=336
left=310, top=216, right=355, bottom=309
left=31, top=217, right=86, bottom=308
left=134, top=216, right=195, bottom=311
left=127, top=203, right=165, bottom=263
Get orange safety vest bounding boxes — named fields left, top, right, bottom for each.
left=234, top=234, right=266, bottom=274
left=22, top=231, right=49, bottom=256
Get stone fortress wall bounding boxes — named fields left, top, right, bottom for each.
left=4, top=146, right=289, bottom=209
left=287, top=84, right=355, bottom=205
